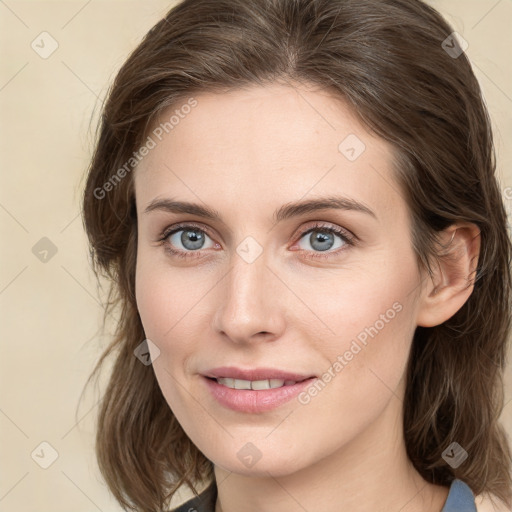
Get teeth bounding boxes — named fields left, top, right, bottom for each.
left=216, top=378, right=297, bottom=390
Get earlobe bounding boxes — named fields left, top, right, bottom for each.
left=416, top=223, right=481, bottom=328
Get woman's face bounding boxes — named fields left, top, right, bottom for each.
left=134, top=82, right=426, bottom=476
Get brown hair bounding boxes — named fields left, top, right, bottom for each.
left=81, top=0, right=512, bottom=510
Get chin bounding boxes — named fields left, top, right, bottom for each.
left=206, top=442, right=311, bottom=478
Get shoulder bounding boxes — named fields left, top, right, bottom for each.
left=475, top=492, right=510, bottom=512
left=442, top=479, right=509, bottom=512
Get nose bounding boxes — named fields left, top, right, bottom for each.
left=211, top=248, right=286, bottom=345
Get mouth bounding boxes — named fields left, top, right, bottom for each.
left=202, top=375, right=316, bottom=414
left=203, top=366, right=315, bottom=382
left=205, top=376, right=308, bottom=390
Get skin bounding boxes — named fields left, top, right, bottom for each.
left=134, top=82, right=481, bottom=512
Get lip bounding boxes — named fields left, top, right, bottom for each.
left=203, top=366, right=315, bottom=382
left=202, top=366, right=317, bottom=413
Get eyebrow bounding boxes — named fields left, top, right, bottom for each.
left=143, top=195, right=377, bottom=222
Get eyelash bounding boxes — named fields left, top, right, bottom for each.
left=157, top=222, right=356, bottom=261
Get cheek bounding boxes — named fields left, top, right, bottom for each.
left=135, top=257, right=166, bottom=340
left=310, top=255, right=415, bottom=335
left=135, top=244, right=188, bottom=338
left=290, top=269, right=418, bottom=461
left=134, top=252, right=188, bottom=367
left=135, top=251, right=208, bottom=366
left=307, top=251, right=420, bottom=388
left=135, top=257, right=194, bottom=410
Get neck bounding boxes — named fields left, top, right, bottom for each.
left=213, top=390, right=449, bottom=512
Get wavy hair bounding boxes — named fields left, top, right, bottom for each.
left=81, top=0, right=512, bottom=510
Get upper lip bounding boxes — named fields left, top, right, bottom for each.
left=203, top=366, right=315, bottom=382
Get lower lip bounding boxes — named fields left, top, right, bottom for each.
left=203, top=376, right=317, bottom=413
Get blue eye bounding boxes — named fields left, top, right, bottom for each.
left=162, top=224, right=216, bottom=259
left=167, top=227, right=214, bottom=251
left=292, top=224, right=354, bottom=260
left=159, top=222, right=355, bottom=260
left=297, top=227, right=349, bottom=252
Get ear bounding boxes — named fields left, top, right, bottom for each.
left=416, top=222, right=481, bottom=328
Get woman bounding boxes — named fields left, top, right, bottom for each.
left=81, top=0, right=512, bottom=510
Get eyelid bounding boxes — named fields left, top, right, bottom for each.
left=160, top=221, right=215, bottom=241
left=291, top=220, right=357, bottom=245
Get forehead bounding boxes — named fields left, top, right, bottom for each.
left=134, top=83, right=401, bottom=221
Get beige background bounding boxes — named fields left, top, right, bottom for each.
left=0, top=1, right=511, bottom=510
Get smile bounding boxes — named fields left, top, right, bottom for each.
left=215, top=377, right=299, bottom=390
left=203, top=374, right=317, bottom=413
